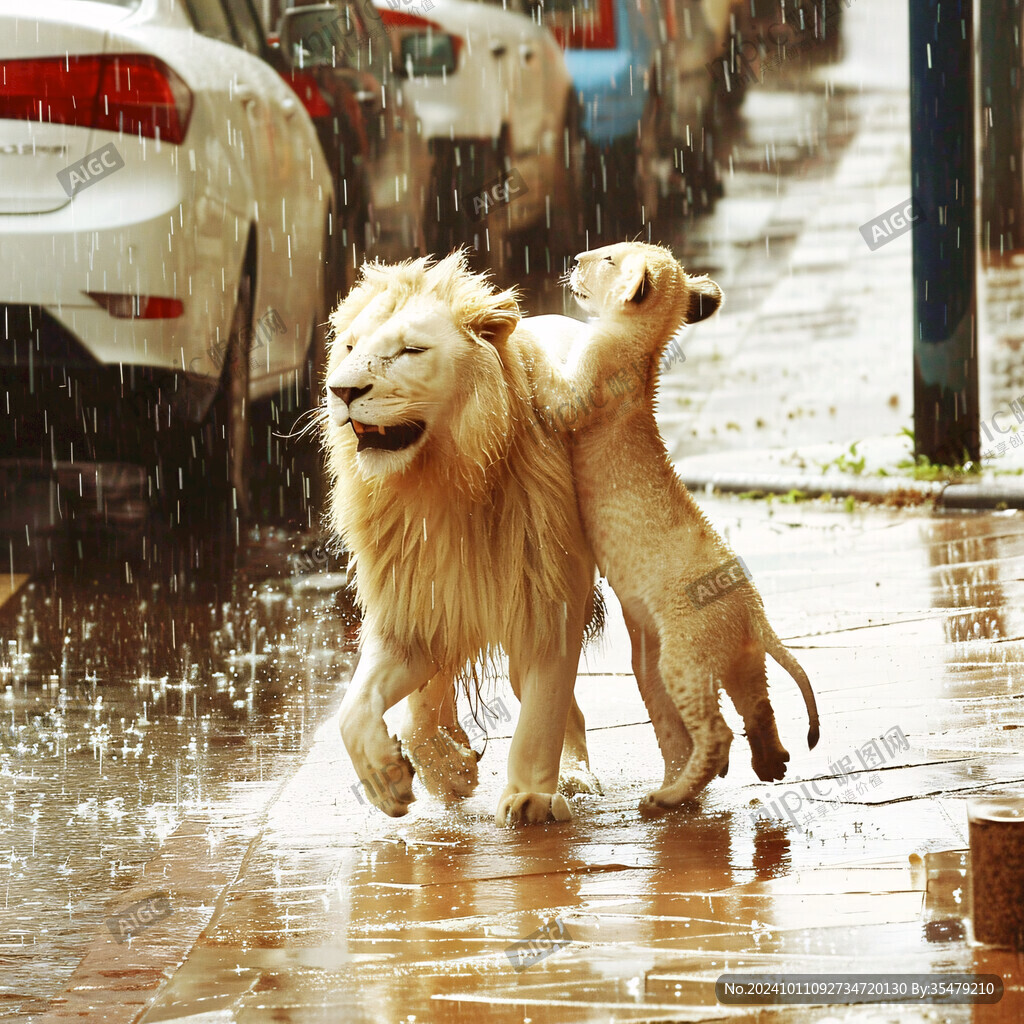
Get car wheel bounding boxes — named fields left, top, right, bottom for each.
left=514, top=95, right=585, bottom=276
left=169, top=252, right=254, bottom=542
left=584, top=131, right=643, bottom=243
left=295, top=218, right=336, bottom=524
left=138, top=249, right=254, bottom=585
left=245, top=217, right=340, bottom=528
left=222, top=266, right=253, bottom=525
left=425, top=136, right=506, bottom=261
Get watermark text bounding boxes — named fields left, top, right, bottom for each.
left=57, top=142, right=124, bottom=198
left=505, top=917, right=573, bottom=971
left=686, top=557, right=752, bottom=610
left=747, top=725, right=910, bottom=832
left=860, top=198, right=926, bottom=251
left=105, top=892, right=172, bottom=943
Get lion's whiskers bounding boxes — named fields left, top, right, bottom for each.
left=277, top=405, right=323, bottom=442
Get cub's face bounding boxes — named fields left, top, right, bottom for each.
left=568, top=243, right=643, bottom=316
left=569, top=242, right=722, bottom=325
left=325, top=293, right=470, bottom=477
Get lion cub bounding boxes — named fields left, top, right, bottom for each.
left=561, top=242, right=819, bottom=815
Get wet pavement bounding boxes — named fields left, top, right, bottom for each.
left=0, top=537, right=355, bottom=1020
left=3, top=1, right=1024, bottom=1021
left=75, top=503, right=1024, bottom=1024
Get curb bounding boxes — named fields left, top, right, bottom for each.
left=676, top=469, right=1024, bottom=509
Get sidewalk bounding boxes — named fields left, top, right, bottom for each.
left=657, top=0, right=1024, bottom=509
left=675, top=434, right=1024, bottom=509
left=108, top=497, right=1024, bottom=1024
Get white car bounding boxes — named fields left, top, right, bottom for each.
left=0, top=0, right=334, bottom=541
left=374, top=0, right=583, bottom=264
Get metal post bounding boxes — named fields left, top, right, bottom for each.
left=910, top=0, right=979, bottom=465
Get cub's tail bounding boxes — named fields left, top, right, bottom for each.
left=759, top=622, right=819, bottom=749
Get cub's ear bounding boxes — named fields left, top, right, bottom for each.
left=618, top=251, right=649, bottom=305
left=685, top=274, right=722, bottom=323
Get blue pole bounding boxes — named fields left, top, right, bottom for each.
left=910, top=0, right=979, bottom=464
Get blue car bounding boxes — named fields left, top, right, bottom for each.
left=543, top=0, right=729, bottom=237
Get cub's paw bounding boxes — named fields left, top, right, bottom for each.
left=638, top=792, right=671, bottom=819
left=638, top=791, right=700, bottom=819
left=748, top=734, right=790, bottom=782
left=405, top=728, right=480, bottom=802
left=558, top=760, right=604, bottom=797
left=496, top=791, right=573, bottom=827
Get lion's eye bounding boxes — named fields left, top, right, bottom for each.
left=604, top=256, right=615, bottom=264
left=401, top=347, right=426, bottom=355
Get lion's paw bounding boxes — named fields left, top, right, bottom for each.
left=352, top=745, right=417, bottom=817
left=558, top=761, right=604, bottom=797
left=405, top=729, right=480, bottom=802
left=496, top=791, right=573, bottom=827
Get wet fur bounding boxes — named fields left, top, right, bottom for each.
left=322, top=252, right=597, bottom=826
left=552, top=242, right=820, bottom=814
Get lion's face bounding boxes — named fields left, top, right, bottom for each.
left=325, top=292, right=472, bottom=476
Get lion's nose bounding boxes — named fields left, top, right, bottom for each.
left=330, top=384, right=371, bottom=406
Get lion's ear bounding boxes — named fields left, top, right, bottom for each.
left=616, top=251, right=649, bottom=305
left=470, top=290, right=521, bottom=348
left=685, top=274, right=722, bottom=323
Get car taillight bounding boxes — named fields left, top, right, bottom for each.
left=377, top=10, right=464, bottom=64
left=548, top=0, right=616, bottom=50
left=86, top=293, right=184, bottom=319
left=0, top=54, right=193, bottom=144
left=280, top=70, right=332, bottom=119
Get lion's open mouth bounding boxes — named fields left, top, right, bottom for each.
left=351, top=419, right=426, bottom=452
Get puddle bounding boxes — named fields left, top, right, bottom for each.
left=0, top=531, right=356, bottom=1019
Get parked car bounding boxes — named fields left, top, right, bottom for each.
left=0, top=0, right=336, bottom=564
left=706, top=0, right=846, bottom=109
left=542, top=0, right=733, bottom=237
left=373, top=0, right=585, bottom=270
left=272, top=0, right=435, bottom=262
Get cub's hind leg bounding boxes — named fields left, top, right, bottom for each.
left=720, top=643, right=790, bottom=782
left=622, top=602, right=693, bottom=786
left=638, top=629, right=733, bottom=817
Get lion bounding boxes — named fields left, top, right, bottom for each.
left=321, top=251, right=600, bottom=827
left=522, top=242, right=819, bottom=815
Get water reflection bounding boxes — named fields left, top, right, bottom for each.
left=0, top=532, right=355, bottom=1020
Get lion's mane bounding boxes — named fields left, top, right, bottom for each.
left=322, top=252, right=590, bottom=684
